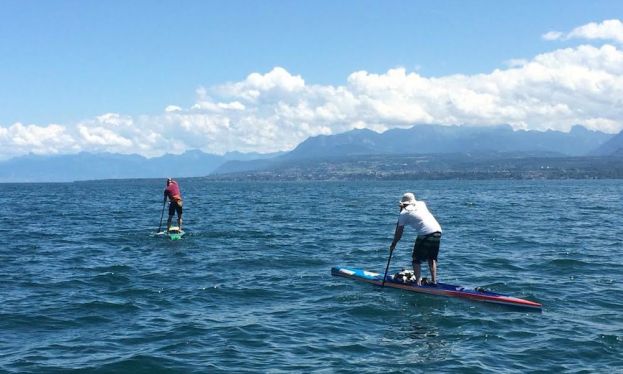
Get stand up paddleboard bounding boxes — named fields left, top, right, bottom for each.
left=156, top=226, right=185, bottom=240
left=331, top=266, right=542, bottom=311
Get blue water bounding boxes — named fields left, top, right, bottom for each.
left=1, top=179, right=622, bottom=373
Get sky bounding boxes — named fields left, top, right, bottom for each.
left=1, top=0, right=623, bottom=159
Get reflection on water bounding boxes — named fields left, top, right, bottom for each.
left=405, top=321, right=440, bottom=340
left=382, top=309, right=451, bottom=364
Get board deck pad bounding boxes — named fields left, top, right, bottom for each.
left=331, top=266, right=542, bottom=310
left=156, top=226, right=185, bottom=240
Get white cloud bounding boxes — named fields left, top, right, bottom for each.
left=78, top=125, right=133, bottom=148
left=2, top=22, right=623, bottom=159
left=218, top=101, right=245, bottom=110
left=0, top=123, right=77, bottom=158
left=165, top=105, right=182, bottom=113
left=542, top=31, right=563, bottom=41
left=543, top=19, right=623, bottom=43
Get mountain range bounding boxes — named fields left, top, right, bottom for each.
left=0, top=150, right=281, bottom=182
left=285, top=124, right=612, bottom=158
left=212, top=124, right=621, bottom=175
left=590, top=130, right=623, bottom=156
left=1, top=124, right=622, bottom=182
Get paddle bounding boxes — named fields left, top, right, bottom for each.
left=383, top=217, right=402, bottom=286
left=381, top=246, right=394, bottom=287
left=157, top=198, right=166, bottom=233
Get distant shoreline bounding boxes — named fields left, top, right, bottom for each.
left=3, top=154, right=622, bottom=184
left=205, top=154, right=623, bottom=182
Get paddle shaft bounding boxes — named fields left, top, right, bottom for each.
left=381, top=247, right=394, bottom=287
left=157, top=198, right=166, bottom=232
left=383, top=219, right=401, bottom=286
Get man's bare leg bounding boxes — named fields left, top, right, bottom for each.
left=413, top=261, right=422, bottom=286
left=428, top=259, right=437, bottom=284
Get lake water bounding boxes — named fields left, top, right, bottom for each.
left=1, top=179, right=622, bottom=373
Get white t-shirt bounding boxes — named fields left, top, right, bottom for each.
left=398, top=201, right=442, bottom=236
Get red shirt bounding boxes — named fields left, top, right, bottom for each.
left=164, top=181, right=182, bottom=202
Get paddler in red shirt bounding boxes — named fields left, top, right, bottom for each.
left=163, top=178, right=183, bottom=232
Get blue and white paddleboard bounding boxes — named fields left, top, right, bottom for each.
left=331, top=266, right=542, bottom=310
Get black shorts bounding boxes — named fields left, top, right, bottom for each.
left=168, top=200, right=183, bottom=217
left=412, top=232, right=441, bottom=264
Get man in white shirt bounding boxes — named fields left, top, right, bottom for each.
left=389, top=192, right=442, bottom=286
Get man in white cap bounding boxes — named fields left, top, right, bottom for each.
left=389, top=192, right=442, bottom=286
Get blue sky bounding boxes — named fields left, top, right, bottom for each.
left=1, top=0, right=622, bottom=158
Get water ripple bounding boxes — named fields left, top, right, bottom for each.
left=1, top=179, right=622, bottom=372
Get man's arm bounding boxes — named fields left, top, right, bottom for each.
left=390, top=224, right=404, bottom=251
